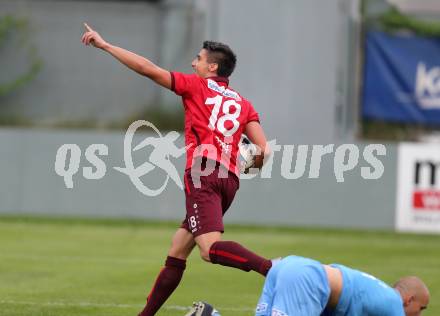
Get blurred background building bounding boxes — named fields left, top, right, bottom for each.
left=1, top=0, right=439, bottom=233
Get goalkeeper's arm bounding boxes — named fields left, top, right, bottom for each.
left=81, top=23, right=171, bottom=90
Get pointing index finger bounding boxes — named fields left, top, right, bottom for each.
left=84, top=23, right=93, bottom=32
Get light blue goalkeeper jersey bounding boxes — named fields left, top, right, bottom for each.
left=255, top=256, right=405, bottom=316
left=324, top=264, right=405, bottom=316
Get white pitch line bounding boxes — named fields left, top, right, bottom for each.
left=0, top=299, right=255, bottom=312
left=0, top=253, right=159, bottom=264
left=0, top=300, right=142, bottom=308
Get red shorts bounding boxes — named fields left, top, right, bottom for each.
left=180, top=163, right=239, bottom=237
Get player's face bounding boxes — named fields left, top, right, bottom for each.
left=192, top=49, right=217, bottom=78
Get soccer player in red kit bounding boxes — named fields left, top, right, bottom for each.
left=82, top=23, right=272, bottom=316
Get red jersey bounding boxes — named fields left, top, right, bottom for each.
left=171, top=72, right=260, bottom=176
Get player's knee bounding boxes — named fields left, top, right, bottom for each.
left=199, top=248, right=211, bottom=262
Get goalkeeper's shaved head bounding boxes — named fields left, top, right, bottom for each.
left=394, top=276, right=429, bottom=297
left=394, top=276, right=429, bottom=316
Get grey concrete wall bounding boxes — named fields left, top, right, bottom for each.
left=0, top=128, right=397, bottom=230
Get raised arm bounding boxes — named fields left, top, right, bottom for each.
left=244, top=121, right=271, bottom=169
left=81, top=23, right=171, bottom=89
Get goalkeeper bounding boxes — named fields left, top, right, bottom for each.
left=188, top=256, right=430, bottom=316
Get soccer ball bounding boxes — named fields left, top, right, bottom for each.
left=238, top=135, right=257, bottom=173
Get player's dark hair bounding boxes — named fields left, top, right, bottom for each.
left=203, top=41, right=237, bottom=78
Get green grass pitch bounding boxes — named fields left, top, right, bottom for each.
left=0, top=216, right=438, bottom=316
